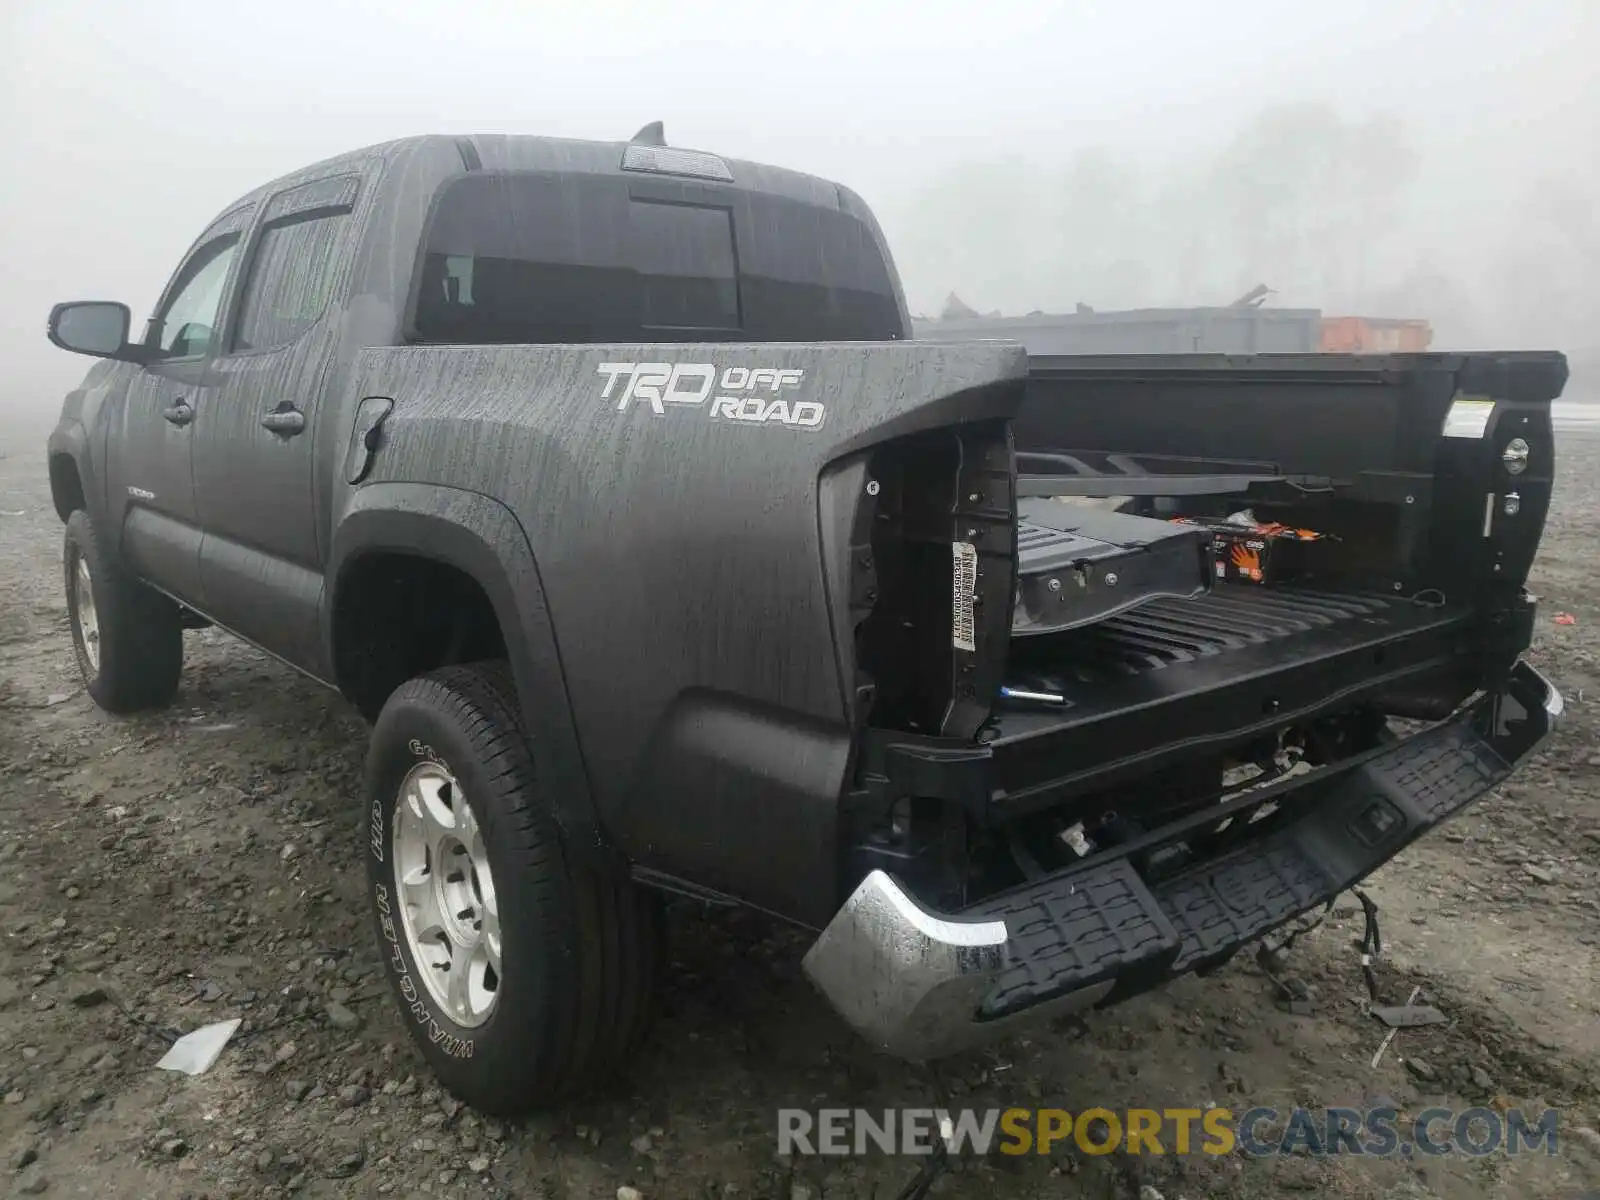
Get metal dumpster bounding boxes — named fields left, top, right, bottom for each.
left=913, top=306, right=1324, bottom=354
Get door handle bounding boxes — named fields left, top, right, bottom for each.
left=162, top=401, right=195, bottom=427
left=261, top=407, right=306, bottom=436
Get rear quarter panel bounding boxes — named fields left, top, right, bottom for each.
left=340, top=340, right=1025, bottom=919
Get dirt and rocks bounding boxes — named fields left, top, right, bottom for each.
left=0, top=415, right=1597, bottom=1199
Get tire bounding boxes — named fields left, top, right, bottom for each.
left=365, top=661, right=663, bottom=1115
left=63, top=508, right=183, bottom=713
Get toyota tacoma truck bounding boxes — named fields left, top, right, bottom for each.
left=44, top=127, right=1565, bottom=1116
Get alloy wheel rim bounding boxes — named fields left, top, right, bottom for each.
left=391, top=762, right=502, bottom=1027
left=74, top=555, right=100, bottom=673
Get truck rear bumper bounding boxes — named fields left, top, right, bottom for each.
left=802, top=660, right=1561, bottom=1061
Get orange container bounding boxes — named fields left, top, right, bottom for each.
left=1320, top=316, right=1433, bottom=354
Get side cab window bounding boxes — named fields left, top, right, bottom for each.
left=229, top=175, right=360, bottom=353
left=144, top=204, right=255, bottom=360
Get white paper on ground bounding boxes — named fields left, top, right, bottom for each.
left=155, top=1018, right=242, bottom=1076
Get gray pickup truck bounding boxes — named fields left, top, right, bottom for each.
left=45, top=126, right=1564, bottom=1116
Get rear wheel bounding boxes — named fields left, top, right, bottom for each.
left=365, top=661, right=663, bottom=1115
left=63, top=509, right=183, bottom=713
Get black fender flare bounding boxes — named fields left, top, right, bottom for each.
left=326, top=482, right=609, bottom=859
left=46, top=421, right=94, bottom=524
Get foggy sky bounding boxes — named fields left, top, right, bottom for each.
left=3, top=0, right=1596, bottom=414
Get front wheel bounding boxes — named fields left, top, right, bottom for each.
left=63, top=509, right=183, bottom=713
left=364, top=662, right=662, bottom=1115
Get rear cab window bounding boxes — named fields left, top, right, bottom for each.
left=409, top=168, right=906, bottom=344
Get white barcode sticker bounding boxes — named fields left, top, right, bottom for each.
left=952, top=541, right=978, bottom=652
left=1443, top=395, right=1494, bottom=439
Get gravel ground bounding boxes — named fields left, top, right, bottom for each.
left=0, top=416, right=1597, bottom=1199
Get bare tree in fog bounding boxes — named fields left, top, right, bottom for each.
left=893, top=90, right=1599, bottom=392
left=893, top=156, right=1059, bottom=317
left=1206, top=103, right=1418, bottom=305
left=1489, top=173, right=1600, bottom=373
left=1365, top=258, right=1485, bottom=348
left=1055, top=146, right=1152, bottom=310
left=894, top=102, right=1422, bottom=319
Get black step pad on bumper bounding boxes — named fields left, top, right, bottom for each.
left=970, top=665, right=1553, bottom=1022
left=972, top=857, right=1180, bottom=1018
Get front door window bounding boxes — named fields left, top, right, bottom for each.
left=152, top=235, right=241, bottom=358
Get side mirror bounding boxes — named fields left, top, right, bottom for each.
left=47, top=301, right=144, bottom=362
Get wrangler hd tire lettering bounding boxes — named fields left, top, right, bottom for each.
left=63, top=508, right=183, bottom=713
left=364, top=661, right=663, bottom=1115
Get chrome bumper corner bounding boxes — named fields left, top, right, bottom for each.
left=1498, top=660, right=1563, bottom=752
left=1525, top=661, right=1563, bottom=727
left=800, top=869, right=1009, bottom=1061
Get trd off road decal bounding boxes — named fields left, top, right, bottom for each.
left=375, top=881, right=475, bottom=1060
left=598, top=362, right=825, bottom=430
